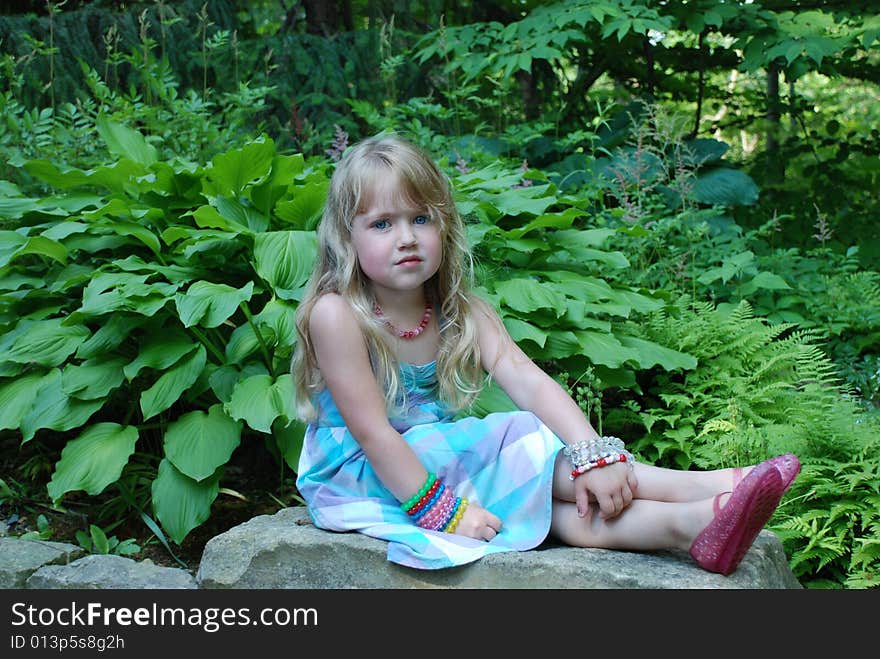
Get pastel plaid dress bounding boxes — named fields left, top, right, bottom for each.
left=295, top=361, right=564, bottom=569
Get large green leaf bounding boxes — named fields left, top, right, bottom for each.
left=482, top=186, right=556, bottom=217
left=0, top=231, right=67, bottom=268
left=61, top=357, right=127, bottom=400
left=96, top=115, right=158, bottom=165
left=250, top=153, right=307, bottom=216
left=501, top=208, right=586, bottom=239
left=254, top=298, right=298, bottom=348
left=495, top=278, right=567, bottom=316
left=151, top=458, right=220, bottom=545
left=618, top=336, right=698, bottom=371
left=739, top=271, right=792, bottom=295
left=253, top=231, right=317, bottom=300
left=682, top=138, right=728, bottom=167
left=76, top=314, right=148, bottom=360
left=0, top=271, right=44, bottom=293
left=225, top=373, right=295, bottom=434
left=274, top=182, right=328, bottom=230
left=23, top=159, right=149, bottom=194
left=211, top=195, right=269, bottom=233
left=503, top=317, right=548, bottom=348
left=225, top=323, right=274, bottom=365
left=175, top=280, right=254, bottom=328
left=19, top=369, right=105, bottom=443
left=163, top=404, right=242, bottom=482
left=544, top=271, right=615, bottom=299
left=225, top=298, right=298, bottom=363
left=0, top=318, right=90, bottom=367
left=690, top=168, right=759, bottom=206
left=0, top=196, right=40, bottom=219
left=124, top=330, right=199, bottom=380
left=537, top=329, right=638, bottom=367
left=46, top=422, right=138, bottom=502
left=140, top=345, right=208, bottom=420
left=75, top=271, right=180, bottom=319
left=22, top=160, right=92, bottom=188
left=0, top=372, right=48, bottom=431
left=272, top=416, right=306, bottom=473
left=205, top=137, right=275, bottom=197
left=101, top=220, right=161, bottom=255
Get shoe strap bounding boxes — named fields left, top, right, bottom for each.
left=714, top=491, right=732, bottom=515
left=732, top=466, right=744, bottom=490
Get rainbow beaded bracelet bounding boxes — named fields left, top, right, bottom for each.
left=400, top=473, right=466, bottom=532
left=401, top=473, right=438, bottom=514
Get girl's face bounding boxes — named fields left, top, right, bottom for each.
left=350, top=175, right=442, bottom=301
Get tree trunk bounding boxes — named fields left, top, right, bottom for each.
left=643, top=36, right=655, bottom=99
left=766, top=60, right=785, bottom=184
left=303, top=0, right=353, bottom=36
left=693, top=30, right=706, bottom=138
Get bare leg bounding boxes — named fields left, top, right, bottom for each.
left=551, top=450, right=750, bottom=504
left=549, top=496, right=724, bottom=552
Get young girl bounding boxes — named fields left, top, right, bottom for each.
left=292, top=133, right=800, bottom=575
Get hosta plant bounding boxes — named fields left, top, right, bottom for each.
left=0, top=121, right=324, bottom=545
left=0, top=121, right=698, bottom=548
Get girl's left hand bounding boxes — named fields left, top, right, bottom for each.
left=453, top=501, right=503, bottom=542
left=574, top=462, right=637, bottom=521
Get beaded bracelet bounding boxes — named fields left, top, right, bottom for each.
left=569, top=452, right=630, bottom=479
left=442, top=497, right=469, bottom=534
left=401, top=473, right=438, bottom=514
left=411, top=483, right=446, bottom=523
left=400, top=473, right=465, bottom=532
left=563, top=436, right=635, bottom=481
left=419, top=487, right=455, bottom=530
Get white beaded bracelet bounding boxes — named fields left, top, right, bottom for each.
left=563, top=436, right=635, bottom=480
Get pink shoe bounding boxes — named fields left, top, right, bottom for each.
left=689, top=461, right=785, bottom=576
left=768, top=453, right=801, bottom=493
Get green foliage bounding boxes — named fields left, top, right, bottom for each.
left=18, top=513, right=53, bottom=541
left=76, top=523, right=141, bottom=556
left=2, top=0, right=879, bottom=588
left=625, top=299, right=880, bottom=588
left=0, top=126, right=324, bottom=547
left=452, top=160, right=696, bottom=394
left=773, top=450, right=880, bottom=589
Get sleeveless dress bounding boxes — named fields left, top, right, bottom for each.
left=295, top=361, right=565, bottom=569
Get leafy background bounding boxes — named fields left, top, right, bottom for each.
left=1, top=0, right=878, bottom=588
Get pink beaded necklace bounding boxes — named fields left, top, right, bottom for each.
left=374, top=302, right=433, bottom=339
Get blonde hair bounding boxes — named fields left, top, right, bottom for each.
left=291, top=133, right=484, bottom=421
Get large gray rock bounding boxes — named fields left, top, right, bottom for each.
left=0, top=537, right=85, bottom=588
left=196, top=506, right=802, bottom=589
left=26, top=554, right=197, bottom=589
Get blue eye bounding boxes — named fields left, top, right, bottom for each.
left=372, top=219, right=390, bottom=230
left=414, top=215, right=429, bottom=225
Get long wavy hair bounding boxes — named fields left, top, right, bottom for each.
left=291, top=134, right=484, bottom=421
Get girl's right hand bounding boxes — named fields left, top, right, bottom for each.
left=453, top=501, right=502, bottom=542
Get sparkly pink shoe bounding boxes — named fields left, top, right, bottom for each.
left=768, top=453, right=801, bottom=493
left=689, top=461, right=785, bottom=576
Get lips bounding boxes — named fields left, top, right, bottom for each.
left=395, top=256, right=423, bottom=265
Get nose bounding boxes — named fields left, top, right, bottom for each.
left=396, top=222, right=417, bottom=246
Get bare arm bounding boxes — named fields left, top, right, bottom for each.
left=308, top=293, right=501, bottom=537
left=472, top=297, right=637, bottom=519
left=472, top=297, right=598, bottom=443
left=309, top=293, right=427, bottom=501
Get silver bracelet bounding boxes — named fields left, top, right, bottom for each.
left=563, top=436, right=635, bottom=480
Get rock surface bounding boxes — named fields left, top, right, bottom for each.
left=196, top=506, right=802, bottom=589
left=0, top=537, right=86, bottom=588
left=26, top=553, right=198, bottom=589
left=1, top=507, right=802, bottom=589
